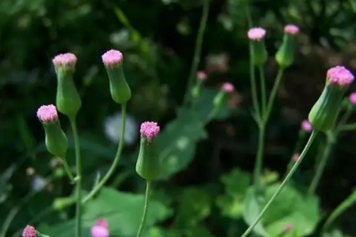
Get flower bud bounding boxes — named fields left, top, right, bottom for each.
left=102, top=49, right=131, bottom=105
left=213, top=82, right=234, bottom=108
left=308, top=66, right=354, bottom=132
left=22, top=225, right=37, bottom=237
left=301, top=119, right=312, bottom=132
left=275, top=24, right=299, bottom=68
left=37, top=105, right=68, bottom=158
left=91, top=219, right=109, bottom=237
left=136, top=121, right=160, bottom=181
left=247, top=27, right=268, bottom=66
left=191, top=71, right=207, bottom=98
left=53, top=53, right=82, bottom=119
left=349, top=92, right=356, bottom=105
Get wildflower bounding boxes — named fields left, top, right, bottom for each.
left=91, top=218, right=109, bottom=237
left=197, top=71, right=207, bottom=81
left=22, top=225, right=37, bottom=237
left=292, top=153, right=299, bottom=162
left=102, top=49, right=131, bottom=104
left=349, top=92, right=356, bottom=105
left=53, top=53, right=81, bottom=119
left=301, top=120, right=312, bottom=132
left=309, top=66, right=354, bottom=132
left=275, top=24, right=299, bottom=68
left=213, top=82, right=234, bottom=108
left=136, top=121, right=161, bottom=180
left=37, top=105, right=68, bottom=158
left=191, top=71, right=207, bottom=98
left=222, top=82, right=234, bottom=93
left=248, top=27, right=268, bottom=66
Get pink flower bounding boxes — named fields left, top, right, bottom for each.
left=37, top=105, right=58, bottom=123
left=22, top=225, right=37, bottom=237
left=196, top=71, right=207, bottom=81
left=327, top=66, right=354, bottom=87
left=349, top=92, right=356, bottom=105
left=284, top=24, right=299, bottom=35
left=222, top=82, right=234, bottom=93
left=52, top=53, right=77, bottom=67
left=102, top=49, right=123, bottom=67
left=247, top=27, right=266, bottom=41
left=292, top=153, right=299, bottom=162
left=140, top=121, right=160, bottom=141
left=284, top=223, right=293, bottom=232
left=91, top=219, right=109, bottom=237
left=301, top=120, right=312, bottom=132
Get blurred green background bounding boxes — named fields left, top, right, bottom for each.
left=2, top=0, right=356, bottom=236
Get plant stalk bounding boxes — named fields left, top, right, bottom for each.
left=136, top=181, right=151, bottom=237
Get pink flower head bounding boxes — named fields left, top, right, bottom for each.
left=292, top=153, right=299, bottom=162
left=52, top=53, right=77, bottom=67
left=102, top=49, right=123, bottom=67
left=37, top=105, right=58, bottom=123
left=284, top=24, right=299, bottom=35
left=327, top=66, right=354, bottom=87
left=222, top=82, right=234, bottom=93
left=284, top=223, right=293, bottom=232
left=349, top=92, right=356, bottom=105
left=140, top=121, right=160, bottom=141
left=301, top=119, right=312, bottom=132
left=197, top=71, right=207, bottom=81
left=247, top=27, right=266, bottom=41
left=22, top=225, right=37, bottom=237
left=91, top=219, right=109, bottom=237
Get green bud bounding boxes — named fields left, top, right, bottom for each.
left=275, top=25, right=299, bottom=68
left=213, top=82, right=234, bottom=108
left=102, top=49, right=131, bottom=104
left=136, top=122, right=161, bottom=181
left=53, top=53, right=82, bottom=119
left=308, top=66, right=354, bottom=132
left=248, top=27, right=268, bottom=66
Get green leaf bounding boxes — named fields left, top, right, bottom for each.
left=263, top=183, right=319, bottom=237
left=156, top=108, right=207, bottom=179
left=174, top=187, right=212, bottom=227
left=38, top=188, right=172, bottom=237
left=216, top=169, right=250, bottom=218
left=323, top=190, right=356, bottom=230
left=242, top=187, right=268, bottom=237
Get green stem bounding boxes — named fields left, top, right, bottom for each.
left=258, top=66, right=267, bottom=115
left=264, top=68, right=284, bottom=123
left=81, top=104, right=127, bottom=204
left=253, top=126, right=265, bottom=191
left=136, top=181, right=151, bottom=237
left=70, top=117, right=82, bottom=237
left=338, top=123, right=356, bottom=132
left=241, top=131, right=318, bottom=237
left=308, top=132, right=335, bottom=194
left=61, top=158, right=74, bottom=182
left=183, top=0, right=209, bottom=105
left=336, top=109, right=354, bottom=133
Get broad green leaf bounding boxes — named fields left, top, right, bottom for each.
left=174, top=187, right=212, bottom=227
left=156, top=108, right=207, bottom=179
left=39, top=188, right=172, bottom=237
left=263, top=183, right=319, bottom=237
left=322, top=229, right=345, bottom=237
left=242, top=187, right=268, bottom=236
left=323, top=190, right=356, bottom=230
left=216, top=169, right=250, bottom=218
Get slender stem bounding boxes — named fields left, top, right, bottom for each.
left=136, top=181, right=151, bottom=237
left=336, top=109, right=353, bottom=133
left=241, top=131, right=318, bottom=237
left=258, top=66, right=267, bottom=115
left=253, top=126, right=265, bottom=191
left=81, top=104, right=127, bottom=204
left=338, top=123, right=356, bottom=132
left=308, top=132, right=335, bottom=194
left=183, top=0, right=210, bottom=105
left=61, top=158, right=74, bottom=182
left=70, top=117, right=82, bottom=237
left=264, top=68, right=284, bottom=123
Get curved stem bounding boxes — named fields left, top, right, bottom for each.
left=264, top=68, right=284, bottom=123
left=253, top=126, right=265, bottom=191
left=70, top=117, right=82, bottom=237
left=81, top=104, right=127, bottom=204
left=136, top=181, right=151, bottom=237
left=258, top=66, right=267, bottom=115
left=61, top=158, right=74, bottom=182
left=183, top=0, right=209, bottom=105
left=241, top=131, right=318, bottom=237
left=308, top=133, right=335, bottom=194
